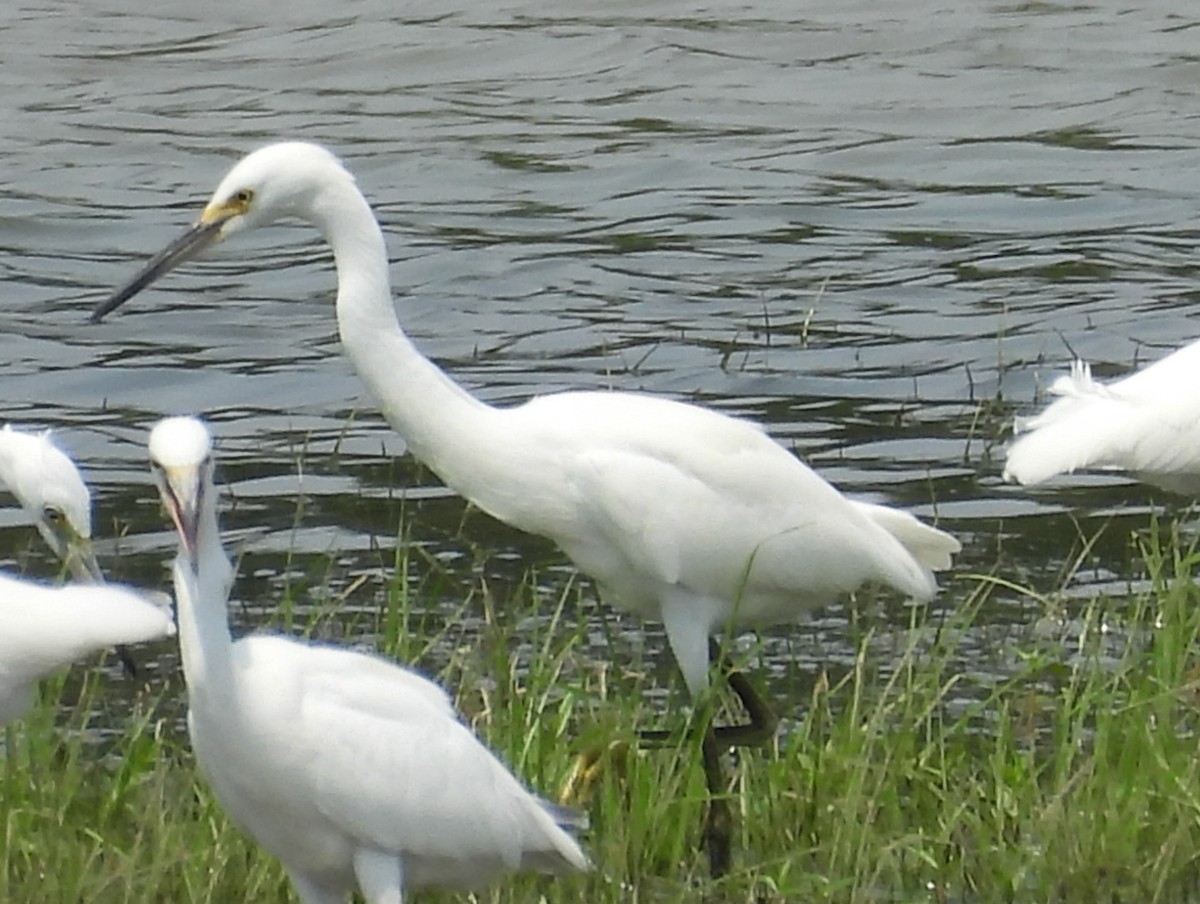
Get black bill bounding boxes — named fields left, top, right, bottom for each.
left=90, top=217, right=225, bottom=323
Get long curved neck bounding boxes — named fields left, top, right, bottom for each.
left=306, top=176, right=507, bottom=495
left=173, top=489, right=235, bottom=698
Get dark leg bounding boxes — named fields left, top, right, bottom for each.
left=562, top=636, right=777, bottom=879
left=712, top=655, right=779, bottom=749
left=708, top=637, right=779, bottom=751
left=701, top=725, right=733, bottom=878
left=696, top=640, right=775, bottom=879
left=637, top=638, right=778, bottom=749
left=638, top=641, right=775, bottom=878
left=116, top=644, right=139, bottom=678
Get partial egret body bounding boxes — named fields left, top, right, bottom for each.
left=148, top=416, right=588, bottom=904
left=0, top=425, right=173, bottom=724
left=0, top=425, right=103, bottom=582
left=97, top=142, right=960, bottom=873
left=1005, top=344, right=1200, bottom=494
left=0, top=574, right=175, bottom=725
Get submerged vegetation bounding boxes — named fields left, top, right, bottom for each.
left=5, top=517, right=1200, bottom=902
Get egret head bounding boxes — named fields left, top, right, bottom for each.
left=91, top=142, right=355, bottom=323
left=0, top=426, right=102, bottom=582
left=149, top=416, right=214, bottom=562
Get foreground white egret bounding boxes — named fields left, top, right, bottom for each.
left=0, top=574, right=174, bottom=725
left=1004, top=345, right=1200, bottom=493
left=148, top=415, right=588, bottom=904
left=94, top=142, right=961, bottom=873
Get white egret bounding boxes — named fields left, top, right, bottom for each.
left=1004, top=345, right=1200, bottom=493
left=0, top=424, right=104, bottom=583
left=0, top=425, right=172, bottom=721
left=148, top=415, right=588, bottom=904
left=0, top=573, right=175, bottom=725
left=94, top=142, right=961, bottom=874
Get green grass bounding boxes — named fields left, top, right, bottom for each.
left=7, top=519, right=1200, bottom=902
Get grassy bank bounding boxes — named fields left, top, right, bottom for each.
left=6, top=520, right=1200, bottom=902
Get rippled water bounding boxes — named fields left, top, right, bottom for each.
left=3, top=0, right=1200, bottom=716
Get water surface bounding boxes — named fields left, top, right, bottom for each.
left=3, top=0, right=1200, bottom=720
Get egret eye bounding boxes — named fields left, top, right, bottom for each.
left=42, top=505, right=64, bottom=524
left=233, top=188, right=254, bottom=205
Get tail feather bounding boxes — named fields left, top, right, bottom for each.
left=526, top=798, right=591, bottom=874
left=1004, top=360, right=1127, bottom=485
left=850, top=501, right=961, bottom=574
left=539, top=798, right=589, bottom=833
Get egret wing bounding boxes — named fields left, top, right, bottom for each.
left=0, top=576, right=173, bottom=673
left=563, top=440, right=937, bottom=613
left=281, top=645, right=583, bottom=875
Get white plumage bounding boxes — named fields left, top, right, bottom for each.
left=1005, top=341, right=1200, bottom=494
left=96, top=143, right=961, bottom=874
left=148, top=415, right=588, bottom=904
left=0, top=425, right=174, bottom=725
left=0, top=424, right=102, bottom=582
left=0, top=574, right=175, bottom=725
left=95, top=141, right=960, bottom=710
